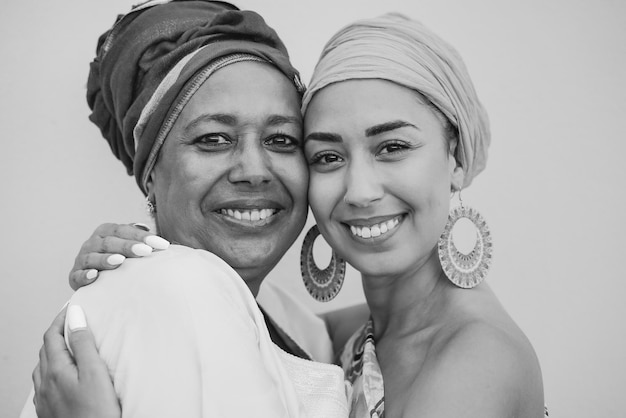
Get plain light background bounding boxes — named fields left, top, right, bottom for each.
left=1, top=0, right=624, bottom=416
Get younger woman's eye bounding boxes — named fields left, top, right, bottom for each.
left=380, top=142, right=408, bottom=154
left=309, top=151, right=344, bottom=166
left=377, top=140, right=418, bottom=159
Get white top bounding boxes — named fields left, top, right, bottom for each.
left=21, top=245, right=347, bottom=418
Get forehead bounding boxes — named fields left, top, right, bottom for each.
left=304, top=79, right=437, bottom=133
left=180, top=61, right=302, bottom=123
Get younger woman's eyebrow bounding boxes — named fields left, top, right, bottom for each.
left=304, top=132, right=342, bottom=142
left=365, top=120, right=419, bottom=137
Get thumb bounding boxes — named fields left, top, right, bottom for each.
left=66, top=305, right=103, bottom=373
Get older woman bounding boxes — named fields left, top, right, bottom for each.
left=302, top=13, right=545, bottom=417
left=22, top=1, right=350, bottom=417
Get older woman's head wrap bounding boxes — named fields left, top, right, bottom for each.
left=87, top=0, right=304, bottom=193
left=302, top=13, right=490, bottom=187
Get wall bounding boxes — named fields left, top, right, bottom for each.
left=1, top=0, right=624, bottom=416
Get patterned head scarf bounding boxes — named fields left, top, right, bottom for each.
left=302, top=13, right=490, bottom=187
left=87, top=0, right=304, bottom=194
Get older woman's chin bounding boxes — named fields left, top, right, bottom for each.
left=156, top=210, right=305, bottom=281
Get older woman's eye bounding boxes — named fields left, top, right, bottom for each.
left=264, top=134, right=300, bottom=152
left=194, top=133, right=232, bottom=149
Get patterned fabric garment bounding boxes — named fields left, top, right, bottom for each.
left=340, top=320, right=385, bottom=418
left=339, top=319, right=549, bottom=418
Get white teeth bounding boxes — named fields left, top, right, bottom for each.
left=221, top=208, right=276, bottom=222
left=349, top=216, right=401, bottom=239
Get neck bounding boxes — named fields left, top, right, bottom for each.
left=159, top=227, right=271, bottom=298
left=235, top=266, right=270, bottom=298
left=361, top=248, right=453, bottom=340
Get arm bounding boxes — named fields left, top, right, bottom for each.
left=31, top=306, right=120, bottom=418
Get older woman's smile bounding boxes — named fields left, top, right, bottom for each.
left=211, top=197, right=286, bottom=226
left=219, top=208, right=278, bottom=222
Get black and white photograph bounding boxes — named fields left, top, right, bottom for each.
left=1, top=0, right=624, bottom=416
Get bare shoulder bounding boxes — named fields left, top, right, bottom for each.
left=404, top=319, right=544, bottom=418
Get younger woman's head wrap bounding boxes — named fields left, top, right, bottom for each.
left=87, top=0, right=304, bottom=193
left=302, top=13, right=490, bottom=187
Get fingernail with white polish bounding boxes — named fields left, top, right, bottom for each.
left=67, top=305, right=87, bottom=331
left=144, top=235, right=170, bottom=250
left=107, top=254, right=126, bottom=266
left=86, top=269, right=98, bottom=280
left=132, top=222, right=151, bottom=231
left=131, top=243, right=153, bottom=256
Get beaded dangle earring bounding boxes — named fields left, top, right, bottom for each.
left=300, top=225, right=346, bottom=302
left=438, top=189, right=493, bottom=288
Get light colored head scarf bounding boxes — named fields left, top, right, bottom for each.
left=302, top=13, right=490, bottom=187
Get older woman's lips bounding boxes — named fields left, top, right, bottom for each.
left=219, top=208, right=277, bottom=222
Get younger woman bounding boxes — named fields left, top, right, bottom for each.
left=302, top=13, right=545, bottom=417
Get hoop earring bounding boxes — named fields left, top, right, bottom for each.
left=145, top=196, right=156, bottom=215
left=438, top=190, right=493, bottom=288
left=300, top=225, right=346, bottom=302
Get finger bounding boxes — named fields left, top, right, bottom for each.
left=100, top=235, right=154, bottom=258
left=32, top=363, right=41, bottom=392
left=79, top=252, right=126, bottom=271
left=32, top=386, right=38, bottom=410
left=70, top=253, right=125, bottom=290
left=43, top=308, right=74, bottom=369
left=38, top=344, right=47, bottom=378
left=131, top=222, right=151, bottom=231
left=98, top=223, right=169, bottom=250
left=69, top=268, right=99, bottom=291
left=38, top=306, right=66, bottom=370
left=66, top=305, right=107, bottom=375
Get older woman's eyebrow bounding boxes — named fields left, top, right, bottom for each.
left=304, top=132, right=343, bottom=143
left=186, top=113, right=238, bottom=131
left=266, top=115, right=301, bottom=126
left=365, top=120, right=419, bottom=137
left=185, top=114, right=300, bottom=132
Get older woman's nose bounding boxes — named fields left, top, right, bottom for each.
left=228, top=142, right=273, bottom=186
left=343, top=160, right=383, bottom=207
